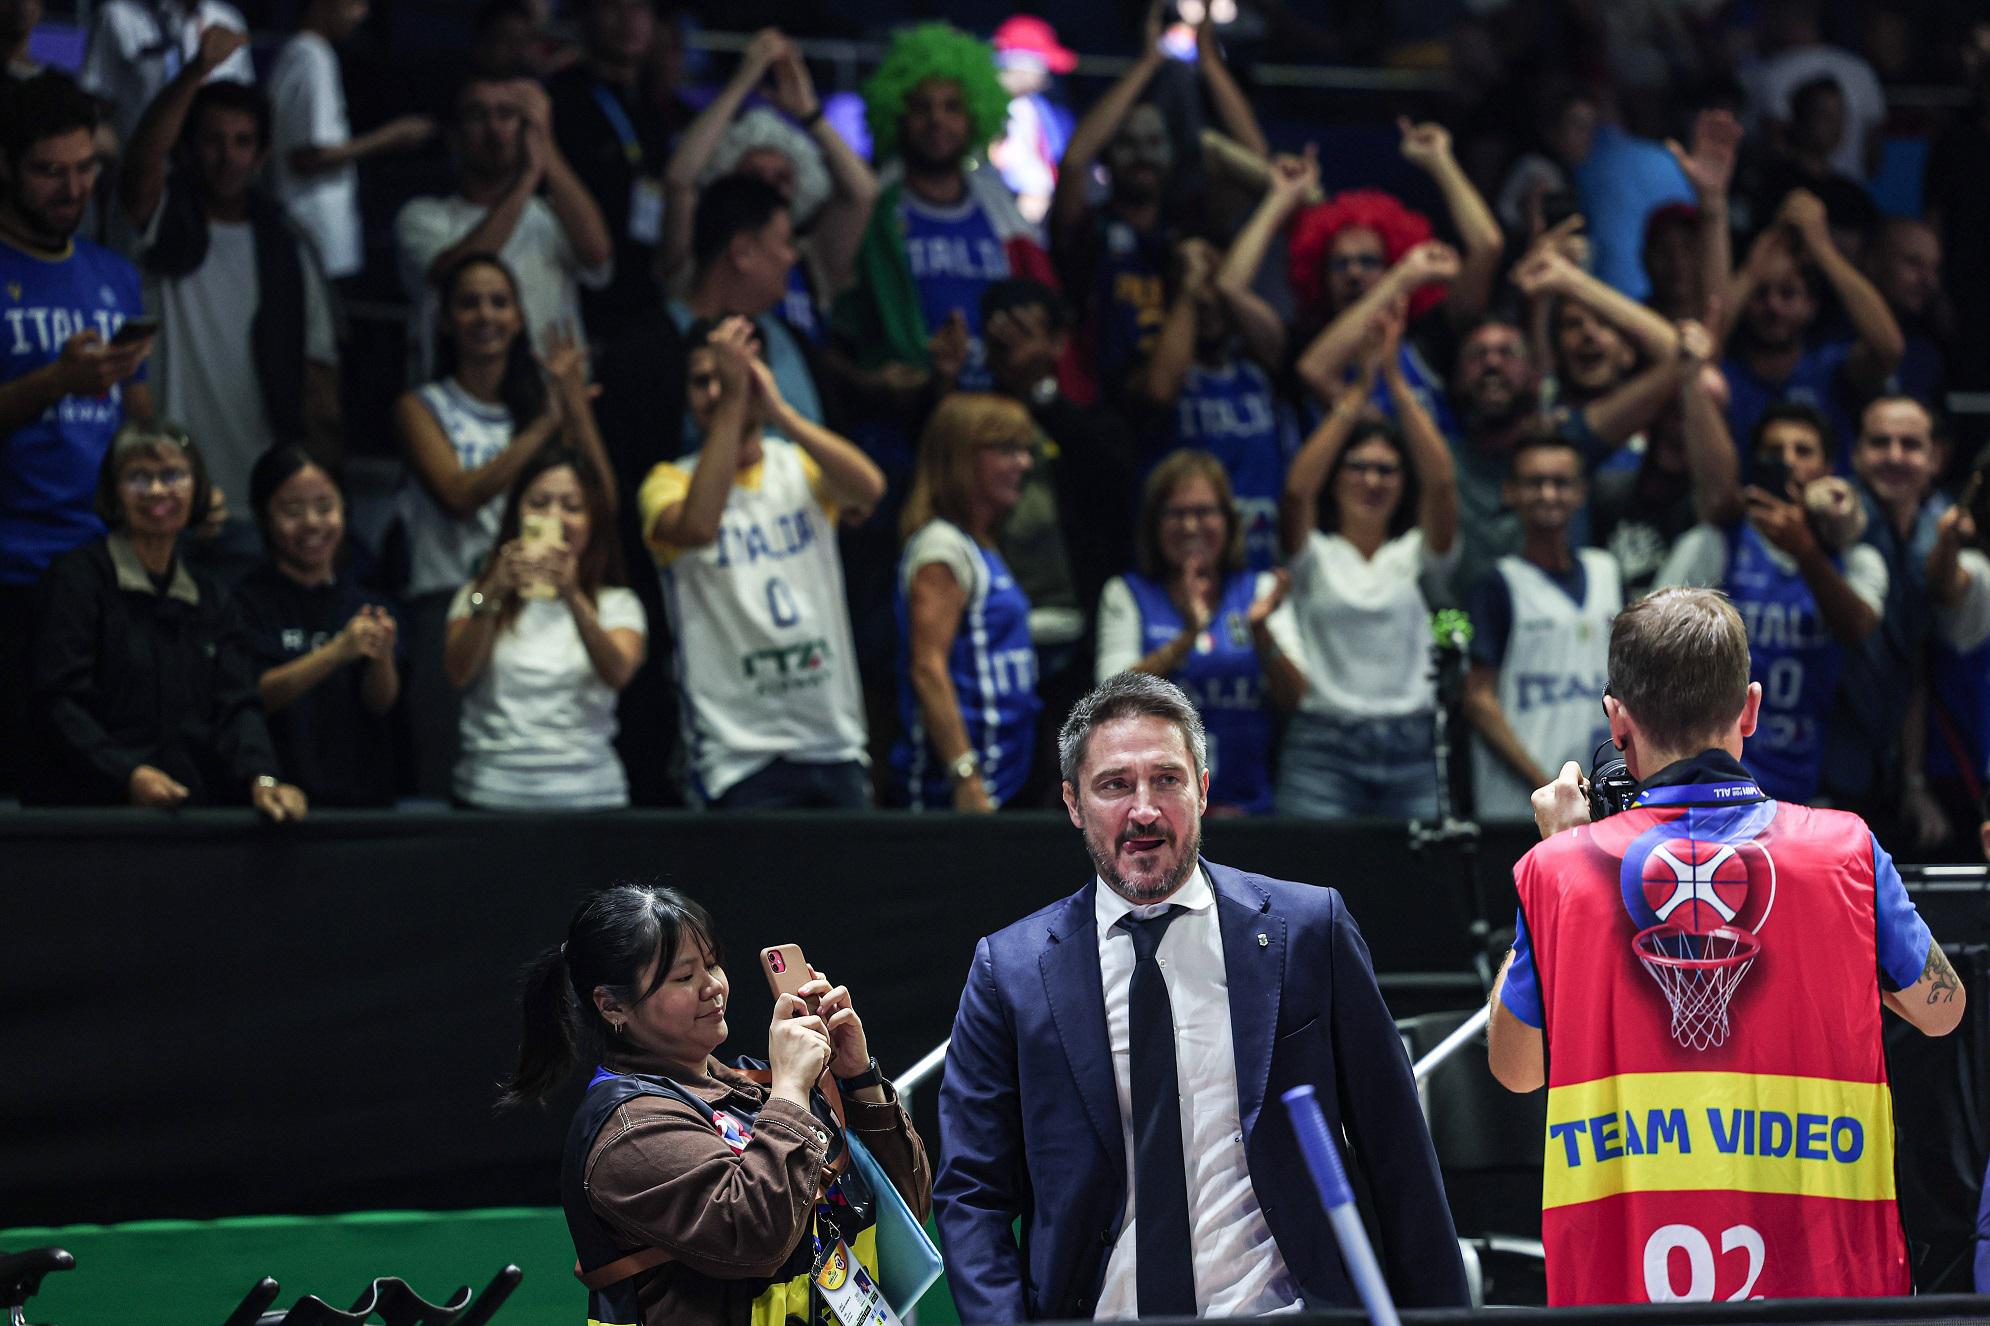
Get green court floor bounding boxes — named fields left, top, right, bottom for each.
left=0, top=1208, right=961, bottom=1324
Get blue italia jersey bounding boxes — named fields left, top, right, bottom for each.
left=893, top=523, right=1040, bottom=808
left=1123, top=570, right=1276, bottom=813
left=1167, top=358, right=1291, bottom=571
left=901, top=192, right=1012, bottom=392
left=0, top=235, right=146, bottom=586
left=1725, top=523, right=1844, bottom=802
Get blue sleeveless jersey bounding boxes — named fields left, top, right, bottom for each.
left=1167, top=359, right=1291, bottom=571
left=901, top=194, right=1013, bottom=392
left=892, top=538, right=1041, bottom=807
left=1123, top=571, right=1276, bottom=813
left=1724, top=523, right=1843, bottom=802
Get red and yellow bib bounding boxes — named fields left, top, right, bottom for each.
left=1514, top=797, right=1909, bottom=1305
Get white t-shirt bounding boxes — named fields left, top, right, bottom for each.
left=449, top=584, right=646, bottom=810
left=641, top=437, right=868, bottom=801
left=139, top=203, right=338, bottom=517
left=1288, top=527, right=1459, bottom=719
left=1750, top=45, right=1886, bottom=182
left=395, top=192, right=612, bottom=383
left=397, top=379, right=513, bottom=597
left=1093, top=572, right=1301, bottom=678
left=80, top=0, right=254, bottom=144
left=269, top=31, right=361, bottom=279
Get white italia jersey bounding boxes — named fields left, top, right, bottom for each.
left=645, top=438, right=867, bottom=801
left=1473, top=549, right=1621, bottom=820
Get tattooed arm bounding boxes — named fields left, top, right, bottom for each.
left=1884, top=939, right=1967, bottom=1037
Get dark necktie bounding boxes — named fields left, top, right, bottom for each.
left=1120, top=906, right=1196, bottom=1317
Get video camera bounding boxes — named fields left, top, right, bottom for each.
left=1587, top=739, right=1639, bottom=821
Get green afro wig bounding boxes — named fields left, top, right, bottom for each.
left=862, top=22, right=1010, bottom=164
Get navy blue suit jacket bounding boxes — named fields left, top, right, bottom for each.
left=933, top=860, right=1469, bottom=1322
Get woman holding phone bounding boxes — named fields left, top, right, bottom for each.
left=504, top=884, right=930, bottom=1326
left=444, top=447, right=644, bottom=811
left=392, top=252, right=611, bottom=795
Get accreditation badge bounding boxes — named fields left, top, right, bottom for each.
left=812, top=1239, right=900, bottom=1326
left=629, top=177, right=665, bottom=246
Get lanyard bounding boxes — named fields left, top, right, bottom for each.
left=591, top=84, right=645, bottom=166
left=1632, top=780, right=1765, bottom=809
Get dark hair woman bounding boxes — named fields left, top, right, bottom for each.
left=504, top=884, right=931, bottom=1326
left=29, top=425, right=307, bottom=819
left=1276, top=312, right=1459, bottom=819
left=231, top=446, right=400, bottom=807
left=444, top=447, right=644, bottom=809
left=392, top=252, right=614, bottom=795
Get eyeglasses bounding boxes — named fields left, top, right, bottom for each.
left=120, top=467, right=194, bottom=492
left=1330, top=254, right=1385, bottom=274
left=1160, top=503, right=1224, bottom=525
left=977, top=441, right=1034, bottom=459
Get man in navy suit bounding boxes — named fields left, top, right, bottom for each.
left=935, top=673, right=1470, bottom=1321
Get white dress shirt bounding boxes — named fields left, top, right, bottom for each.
left=1093, top=868, right=1301, bottom=1318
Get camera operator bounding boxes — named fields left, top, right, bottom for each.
left=1487, top=586, right=1962, bottom=1306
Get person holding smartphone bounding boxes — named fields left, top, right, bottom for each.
left=1656, top=401, right=1884, bottom=802
left=503, top=884, right=930, bottom=1326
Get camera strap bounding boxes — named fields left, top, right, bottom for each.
left=1632, top=780, right=1765, bottom=809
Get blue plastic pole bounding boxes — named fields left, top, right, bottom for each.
left=1280, top=1084, right=1403, bottom=1326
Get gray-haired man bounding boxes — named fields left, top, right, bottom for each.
left=933, top=672, right=1468, bottom=1321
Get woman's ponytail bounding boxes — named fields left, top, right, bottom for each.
left=498, top=944, right=581, bottom=1108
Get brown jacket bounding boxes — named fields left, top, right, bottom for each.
left=584, top=1060, right=933, bottom=1326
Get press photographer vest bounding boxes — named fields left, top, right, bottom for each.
left=561, top=1064, right=880, bottom=1326
left=1513, top=788, right=1908, bottom=1305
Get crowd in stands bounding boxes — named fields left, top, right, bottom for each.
left=6, top=0, right=1990, bottom=856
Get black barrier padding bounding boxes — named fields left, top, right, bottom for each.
left=0, top=810, right=1526, bottom=1226
left=1884, top=944, right=1990, bottom=1294
left=1032, top=1295, right=1990, bottom=1324
left=1289, top=1297, right=1990, bottom=1324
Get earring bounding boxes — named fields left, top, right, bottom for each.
left=612, top=1019, right=626, bottom=1035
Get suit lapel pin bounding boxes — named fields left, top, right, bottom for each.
left=1257, top=933, right=1269, bottom=948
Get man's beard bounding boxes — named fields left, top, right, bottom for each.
left=1086, top=819, right=1201, bottom=905
left=1, top=184, right=81, bottom=247
left=1464, top=381, right=1530, bottom=431
left=901, top=137, right=964, bottom=178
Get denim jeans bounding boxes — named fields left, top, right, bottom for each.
left=1276, top=711, right=1439, bottom=820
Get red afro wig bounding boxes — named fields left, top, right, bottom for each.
left=1288, top=188, right=1444, bottom=327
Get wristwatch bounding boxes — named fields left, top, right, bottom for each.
left=468, top=589, right=501, bottom=617
left=1028, top=375, right=1058, bottom=407
left=254, top=775, right=279, bottom=790
left=949, top=751, right=980, bottom=784
left=836, top=1057, right=884, bottom=1093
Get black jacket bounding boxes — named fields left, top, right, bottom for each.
left=28, top=533, right=280, bottom=805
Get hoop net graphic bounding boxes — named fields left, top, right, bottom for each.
left=1633, top=923, right=1760, bottom=1051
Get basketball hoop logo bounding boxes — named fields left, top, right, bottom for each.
left=1620, top=811, right=1778, bottom=1051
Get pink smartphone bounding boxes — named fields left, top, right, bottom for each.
left=760, top=943, right=817, bottom=1012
